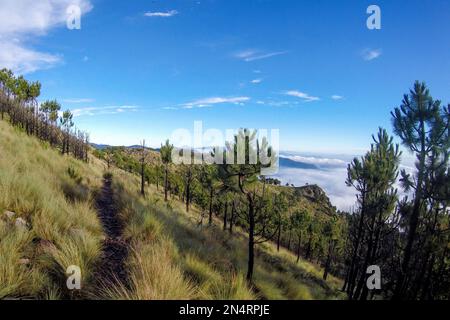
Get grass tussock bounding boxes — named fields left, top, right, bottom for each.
left=0, top=120, right=103, bottom=299
left=0, top=220, right=48, bottom=298
left=103, top=241, right=195, bottom=300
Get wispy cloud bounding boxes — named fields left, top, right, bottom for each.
left=235, top=50, right=288, bottom=62
left=284, top=90, right=320, bottom=102
left=255, top=100, right=297, bottom=107
left=72, top=105, right=138, bottom=117
left=181, top=96, right=250, bottom=109
left=63, top=98, right=95, bottom=104
left=0, top=0, right=93, bottom=74
left=0, top=41, right=62, bottom=74
left=331, top=95, right=344, bottom=100
left=251, top=79, right=263, bottom=84
left=144, top=10, right=178, bottom=18
left=362, top=48, right=382, bottom=61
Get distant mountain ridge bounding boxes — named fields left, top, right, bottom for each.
left=92, top=143, right=319, bottom=170
left=91, top=143, right=160, bottom=152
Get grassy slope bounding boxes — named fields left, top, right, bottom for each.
left=0, top=119, right=344, bottom=300
left=0, top=119, right=104, bottom=299
left=104, top=168, right=344, bottom=300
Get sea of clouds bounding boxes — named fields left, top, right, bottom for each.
left=271, top=151, right=416, bottom=212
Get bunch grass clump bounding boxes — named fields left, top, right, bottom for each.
left=0, top=119, right=103, bottom=299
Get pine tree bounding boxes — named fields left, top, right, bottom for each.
left=216, top=129, right=276, bottom=281
left=345, top=128, right=401, bottom=299
left=391, top=81, right=449, bottom=299
left=160, top=139, right=174, bottom=202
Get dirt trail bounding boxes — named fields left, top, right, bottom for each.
left=94, top=177, right=128, bottom=288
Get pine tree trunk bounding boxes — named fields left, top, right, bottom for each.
left=296, top=234, right=302, bottom=263
left=229, top=201, right=235, bottom=234
left=355, top=214, right=376, bottom=300
left=208, top=186, right=213, bottom=225
left=186, top=179, right=190, bottom=212
left=287, top=229, right=292, bottom=251
left=164, top=166, right=168, bottom=201
left=223, top=201, right=228, bottom=231
left=277, top=221, right=282, bottom=252
left=347, top=192, right=367, bottom=298
left=323, top=241, right=333, bottom=281
left=394, top=120, right=426, bottom=300
left=246, top=196, right=255, bottom=282
left=306, top=231, right=313, bottom=260
left=140, top=161, right=145, bottom=197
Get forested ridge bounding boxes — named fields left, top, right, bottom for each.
left=1, top=68, right=449, bottom=300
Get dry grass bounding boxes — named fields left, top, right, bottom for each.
left=106, top=171, right=342, bottom=300
left=101, top=240, right=195, bottom=300
left=0, top=119, right=103, bottom=299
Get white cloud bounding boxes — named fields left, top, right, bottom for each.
left=0, top=0, right=93, bottom=74
left=273, top=165, right=356, bottom=211
left=273, top=152, right=418, bottom=211
left=0, top=0, right=92, bottom=34
left=362, top=48, right=382, bottom=61
left=144, top=10, right=178, bottom=18
left=255, top=99, right=298, bottom=107
left=251, top=79, right=263, bottom=84
left=0, top=41, right=62, bottom=74
left=284, top=90, right=320, bottom=102
left=72, top=105, right=138, bottom=117
left=331, top=95, right=344, bottom=100
left=182, top=96, right=250, bottom=109
left=235, top=50, right=288, bottom=62
left=281, top=154, right=347, bottom=168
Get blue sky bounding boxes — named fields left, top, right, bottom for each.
left=1, top=0, right=450, bottom=153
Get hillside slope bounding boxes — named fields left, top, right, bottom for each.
left=0, top=119, right=104, bottom=299
left=0, top=119, right=344, bottom=300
